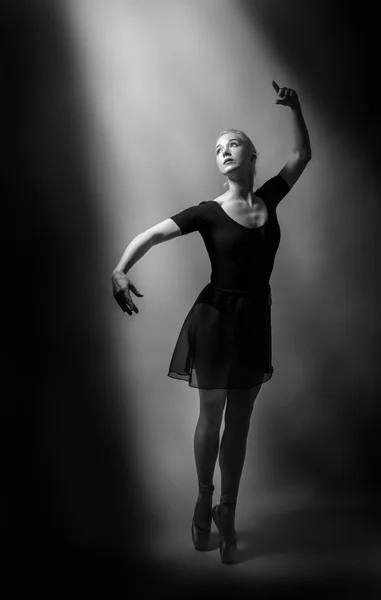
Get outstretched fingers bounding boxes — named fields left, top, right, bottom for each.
left=272, top=80, right=280, bottom=94
left=129, top=281, right=144, bottom=298
left=115, top=289, right=139, bottom=315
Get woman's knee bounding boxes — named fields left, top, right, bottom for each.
left=224, top=385, right=261, bottom=431
left=198, top=387, right=226, bottom=427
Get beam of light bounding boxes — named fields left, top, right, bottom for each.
left=62, top=0, right=380, bottom=563
left=64, top=0, right=301, bottom=520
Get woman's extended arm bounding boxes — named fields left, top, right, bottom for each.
left=272, top=81, right=311, bottom=189
left=112, top=218, right=181, bottom=315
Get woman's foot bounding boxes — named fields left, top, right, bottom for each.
left=212, top=503, right=237, bottom=564
left=191, top=483, right=215, bottom=551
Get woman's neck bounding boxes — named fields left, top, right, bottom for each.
left=226, top=175, right=255, bottom=204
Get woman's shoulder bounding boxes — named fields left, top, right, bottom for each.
left=254, top=174, right=291, bottom=207
left=199, top=193, right=227, bottom=207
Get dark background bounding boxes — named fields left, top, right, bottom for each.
left=2, top=0, right=380, bottom=596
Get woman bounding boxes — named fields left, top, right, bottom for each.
left=112, top=81, right=311, bottom=564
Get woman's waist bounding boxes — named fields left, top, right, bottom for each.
left=209, top=278, right=271, bottom=297
left=209, top=266, right=272, bottom=293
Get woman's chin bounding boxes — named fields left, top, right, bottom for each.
left=221, top=164, right=238, bottom=176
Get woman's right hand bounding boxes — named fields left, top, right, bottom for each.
left=112, top=270, right=144, bottom=315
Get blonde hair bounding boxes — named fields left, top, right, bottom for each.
left=216, top=129, right=258, bottom=187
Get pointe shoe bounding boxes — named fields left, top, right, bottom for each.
left=191, top=484, right=215, bottom=551
left=212, top=504, right=237, bottom=564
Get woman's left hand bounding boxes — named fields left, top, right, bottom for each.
left=272, top=81, right=300, bottom=109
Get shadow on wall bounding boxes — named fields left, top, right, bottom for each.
left=239, top=0, right=381, bottom=503
left=0, top=1, right=152, bottom=590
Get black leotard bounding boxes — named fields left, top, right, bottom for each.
left=167, top=174, right=291, bottom=390
left=169, top=175, right=290, bottom=293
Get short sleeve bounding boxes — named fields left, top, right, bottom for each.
left=169, top=201, right=209, bottom=236
left=255, top=174, right=291, bottom=209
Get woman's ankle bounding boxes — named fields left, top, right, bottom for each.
left=198, top=482, right=215, bottom=500
left=220, top=495, right=237, bottom=513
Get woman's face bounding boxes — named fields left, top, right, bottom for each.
left=215, top=133, right=252, bottom=176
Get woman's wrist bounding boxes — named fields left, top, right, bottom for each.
left=290, top=100, right=302, bottom=113
left=113, top=266, right=127, bottom=276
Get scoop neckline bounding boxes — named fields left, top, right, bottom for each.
left=210, top=198, right=269, bottom=231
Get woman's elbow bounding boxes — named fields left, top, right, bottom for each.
left=298, top=150, right=312, bottom=163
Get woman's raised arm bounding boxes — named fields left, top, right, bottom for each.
left=272, top=81, right=311, bottom=189
left=112, top=218, right=181, bottom=315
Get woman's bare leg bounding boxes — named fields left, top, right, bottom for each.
left=193, top=387, right=226, bottom=528
left=218, top=385, right=262, bottom=529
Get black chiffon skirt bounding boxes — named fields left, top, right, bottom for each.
left=167, top=282, right=273, bottom=390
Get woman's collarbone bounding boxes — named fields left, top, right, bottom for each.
left=214, top=195, right=268, bottom=228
